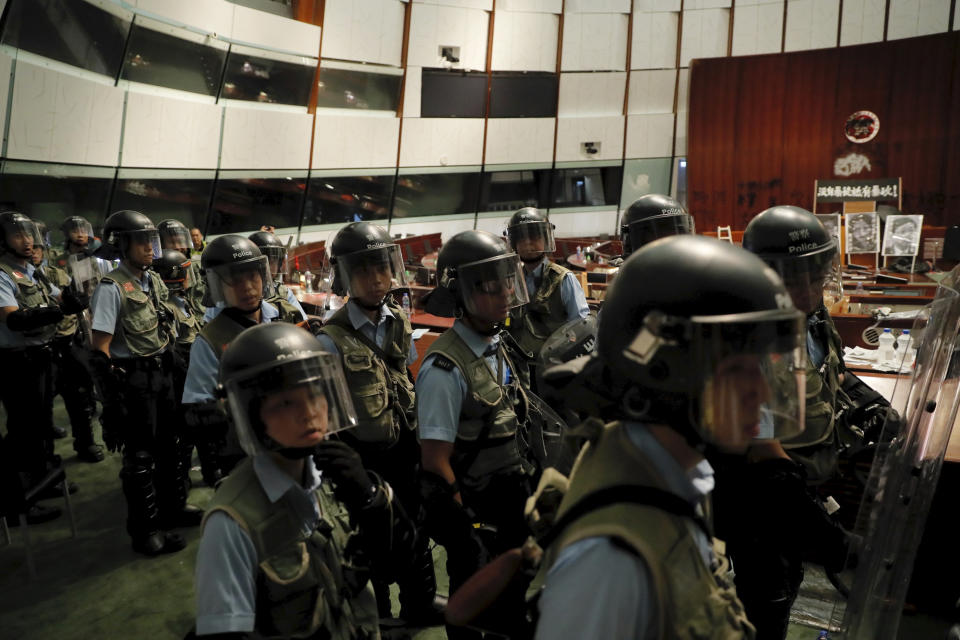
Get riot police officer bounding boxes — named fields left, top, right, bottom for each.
left=182, top=235, right=302, bottom=475
left=194, top=322, right=420, bottom=638
left=247, top=229, right=307, bottom=321
left=89, top=210, right=200, bottom=556
left=617, top=194, right=693, bottom=260
left=49, top=215, right=94, bottom=270
left=504, top=208, right=588, bottom=386
left=418, top=230, right=532, bottom=638
left=535, top=235, right=808, bottom=639
left=158, top=219, right=207, bottom=319
left=316, top=221, right=439, bottom=624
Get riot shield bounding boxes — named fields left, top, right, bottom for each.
left=521, top=391, right=577, bottom=477
left=828, top=266, right=960, bottom=639
left=67, top=253, right=106, bottom=345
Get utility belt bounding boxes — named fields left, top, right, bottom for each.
left=1, top=343, right=53, bottom=358
left=114, top=353, right=166, bottom=373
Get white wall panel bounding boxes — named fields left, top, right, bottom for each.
left=0, top=53, right=11, bottom=140
left=231, top=5, right=321, bottom=57
left=631, top=12, right=679, bottom=69
left=321, top=0, right=405, bottom=66
left=313, top=115, right=400, bottom=169
left=627, top=70, right=675, bottom=114
left=555, top=116, right=624, bottom=161
left=684, top=0, right=731, bottom=7
left=735, top=0, right=783, bottom=4
left=558, top=72, right=626, bottom=117
left=625, top=113, right=674, bottom=158
left=121, top=92, right=221, bottom=168
left=888, top=0, right=951, bottom=40
left=476, top=215, right=512, bottom=235
left=676, top=68, right=689, bottom=112
left=499, top=0, right=562, bottom=12
left=956, top=0, right=960, bottom=30
left=484, top=118, right=555, bottom=164
left=549, top=209, right=618, bottom=237
left=635, top=0, right=681, bottom=9
left=491, top=11, right=559, bottom=72
left=389, top=217, right=476, bottom=241
left=565, top=0, right=631, bottom=12
left=7, top=62, right=122, bottom=166
left=839, top=0, right=886, bottom=45
left=732, top=2, right=784, bottom=56
left=784, top=0, right=839, bottom=51
left=673, top=111, right=687, bottom=156
left=403, top=67, right=422, bottom=118
left=413, top=0, right=492, bottom=10
left=916, top=0, right=952, bottom=35
left=221, top=107, right=312, bottom=169
left=132, top=0, right=235, bottom=37
left=680, top=9, right=730, bottom=67
left=407, top=4, right=489, bottom=71
left=399, top=118, right=485, bottom=166
left=561, top=13, right=629, bottom=71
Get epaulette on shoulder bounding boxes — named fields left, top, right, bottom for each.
left=432, top=354, right=456, bottom=372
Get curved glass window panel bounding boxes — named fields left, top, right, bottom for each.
left=111, top=170, right=216, bottom=236
left=315, top=67, right=402, bottom=112
left=0, top=161, right=114, bottom=244
left=550, top=165, right=624, bottom=209
left=393, top=171, right=482, bottom=219
left=208, top=173, right=307, bottom=236
left=621, top=158, right=672, bottom=208
left=222, top=50, right=315, bottom=107
left=480, top=168, right=552, bottom=213
left=0, top=0, right=131, bottom=77
left=421, top=69, right=487, bottom=118
left=302, top=173, right=394, bottom=226
left=120, top=22, right=227, bottom=96
left=489, top=72, right=558, bottom=118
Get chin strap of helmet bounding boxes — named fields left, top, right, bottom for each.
left=353, top=297, right=383, bottom=312
left=520, top=254, right=545, bottom=265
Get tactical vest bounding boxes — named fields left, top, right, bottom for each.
left=185, top=261, right=207, bottom=318
left=319, top=304, right=416, bottom=448
left=203, top=459, right=380, bottom=640
left=199, top=312, right=250, bottom=360
left=781, top=309, right=843, bottom=452
left=169, top=295, right=201, bottom=349
left=0, top=257, right=58, bottom=343
left=101, top=267, right=170, bottom=358
left=425, top=329, right=526, bottom=490
left=49, top=246, right=70, bottom=270
left=508, top=261, right=572, bottom=356
left=547, top=422, right=755, bottom=640
left=44, top=263, right=79, bottom=338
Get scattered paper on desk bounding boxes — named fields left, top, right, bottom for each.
left=412, top=328, right=429, bottom=340
left=843, top=346, right=914, bottom=373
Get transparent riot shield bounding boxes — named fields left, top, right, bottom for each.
left=828, top=266, right=960, bottom=639
left=67, top=253, right=106, bottom=345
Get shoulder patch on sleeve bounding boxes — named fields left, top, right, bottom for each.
left=432, top=355, right=456, bottom=371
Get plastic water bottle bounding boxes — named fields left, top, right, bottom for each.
left=401, top=292, right=411, bottom=315
left=303, top=269, right=313, bottom=294
left=878, top=328, right=895, bottom=362
left=855, top=281, right=865, bottom=293
left=576, top=245, right=582, bottom=260
left=897, top=329, right=914, bottom=364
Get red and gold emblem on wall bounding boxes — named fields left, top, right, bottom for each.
left=844, top=110, right=880, bottom=144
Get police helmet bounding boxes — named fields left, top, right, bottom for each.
left=219, top=323, right=357, bottom=457
left=248, top=230, right=289, bottom=285
left=505, top=207, right=556, bottom=263
left=154, top=249, right=192, bottom=292
left=424, top=230, right=529, bottom=319
left=619, top=194, right=693, bottom=258
left=60, top=216, right=94, bottom=249
left=157, top=219, right=192, bottom=253
left=32, top=219, right=50, bottom=248
left=742, top=206, right=836, bottom=315
left=201, top=235, right=273, bottom=310
left=96, top=210, right=161, bottom=263
left=598, top=235, right=806, bottom=451
left=329, top=222, right=408, bottom=299
left=0, top=211, right=40, bottom=259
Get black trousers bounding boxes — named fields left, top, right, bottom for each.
left=0, top=346, right=55, bottom=477
left=50, top=335, right=97, bottom=449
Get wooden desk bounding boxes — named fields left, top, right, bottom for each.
left=410, top=330, right=441, bottom=378
left=409, top=311, right=454, bottom=331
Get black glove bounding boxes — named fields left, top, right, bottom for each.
left=89, top=350, right=125, bottom=406
left=184, top=402, right=229, bottom=439
left=100, top=403, right=126, bottom=453
left=313, top=440, right=376, bottom=510
left=60, top=288, right=89, bottom=314
left=5, top=306, right=64, bottom=332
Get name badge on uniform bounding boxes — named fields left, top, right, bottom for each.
left=123, top=282, right=135, bottom=292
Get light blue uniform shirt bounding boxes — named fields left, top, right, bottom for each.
left=195, top=454, right=323, bottom=636
left=315, top=299, right=417, bottom=367
left=89, top=264, right=155, bottom=359
left=204, top=287, right=306, bottom=323
left=534, top=422, right=716, bottom=640
left=524, top=258, right=590, bottom=322
left=0, top=259, right=61, bottom=348
left=182, top=300, right=281, bottom=404
left=416, top=320, right=511, bottom=444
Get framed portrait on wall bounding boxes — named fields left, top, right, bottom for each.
left=815, top=213, right=841, bottom=249
left=845, top=212, right=880, bottom=254
left=882, top=214, right=923, bottom=257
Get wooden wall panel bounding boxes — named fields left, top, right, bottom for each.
left=688, top=31, right=960, bottom=231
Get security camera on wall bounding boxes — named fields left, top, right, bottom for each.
left=583, top=141, right=600, bottom=155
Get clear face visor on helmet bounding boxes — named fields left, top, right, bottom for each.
left=624, top=309, right=806, bottom=451
left=119, top=229, right=162, bottom=261
left=159, top=226, right=192, bottom=252
left=259, top=245, right=288, bottom=283
left=68, top=253, right=107, bottom=296
left=625, top=213, right=695, bottom=253
left=456, top=253, right=530, bottom=317
left=206, top=255, right=273, bottom=308
left=336, top=244, right=408, bottom=299
left=223, top=354, right=358, bottom=457
left=3, top=218, right=38, bottom=253
left=62, top=219, right=93, bottom=246
left=764, top=243, right=837, bottom=316
left=507, top=221, right=556, bottom=258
